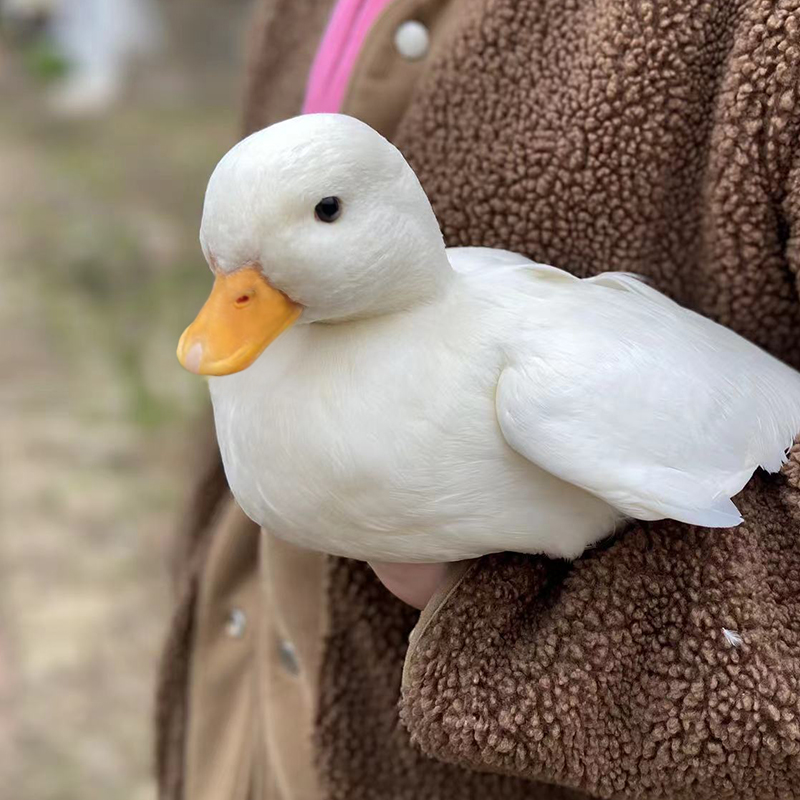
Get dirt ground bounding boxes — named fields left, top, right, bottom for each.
left=0, top=15, right=249, bottom=797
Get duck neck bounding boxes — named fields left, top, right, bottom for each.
left=383, top=245, right=455, bottom=318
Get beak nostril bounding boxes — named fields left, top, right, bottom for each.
left=235, top=294, right=252, bottom=306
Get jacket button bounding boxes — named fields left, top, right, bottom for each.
left=278, top=638, right=300, bottom=675
left=394, top=20, right=429, bottom=61
left=224, top=608, right=247, bottom=638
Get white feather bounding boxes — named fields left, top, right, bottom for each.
left=722, top=628, right=743, bottom=647
left=493, top=257, right=800, bottom=527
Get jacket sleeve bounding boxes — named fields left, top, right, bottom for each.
left=400, top=448, right=800, bottom=798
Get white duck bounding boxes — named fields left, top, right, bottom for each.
left=177, top=113, right=800, bottom=564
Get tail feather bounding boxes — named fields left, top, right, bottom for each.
left=663, top=496, right=744, bottom=529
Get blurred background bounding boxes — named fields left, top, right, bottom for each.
left=0, top=0, right=254, bottom=796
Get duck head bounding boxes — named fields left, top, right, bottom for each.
left=177, top=113, right=449, bottom=376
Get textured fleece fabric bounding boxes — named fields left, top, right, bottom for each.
left=158, top=0, right=800, bottom=798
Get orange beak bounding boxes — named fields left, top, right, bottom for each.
left=177, top=266, right=302, bottom=376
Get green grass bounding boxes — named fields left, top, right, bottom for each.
left=20, top=39, right=69, bottom=81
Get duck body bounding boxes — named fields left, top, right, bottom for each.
left=209, top=246, right=800, bottom=563
left=179, top=114, right=800, bottom=564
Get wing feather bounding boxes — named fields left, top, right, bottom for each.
left=494, top=267, right=800, bottom=527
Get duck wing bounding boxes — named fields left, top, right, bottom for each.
left=495, top=271, right=800, bottom=527
left=448, top=246, right=576, bottom=280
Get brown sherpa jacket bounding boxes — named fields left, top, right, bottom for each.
left=157, top=1, right=800, bottom=798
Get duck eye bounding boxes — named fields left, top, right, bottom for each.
left=314, top=196, right=341, bottom=223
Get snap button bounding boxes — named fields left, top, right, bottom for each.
left=278, top=638, right=300, bottom=675
left=394, top=20, right=429, bottom=61
left=224, top=608, right=247, bottom=638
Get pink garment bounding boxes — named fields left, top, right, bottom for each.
left=302, top=0, right=396, bottom=114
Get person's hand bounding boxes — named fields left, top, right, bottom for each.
left=368, top=561, right=450, bottom=609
